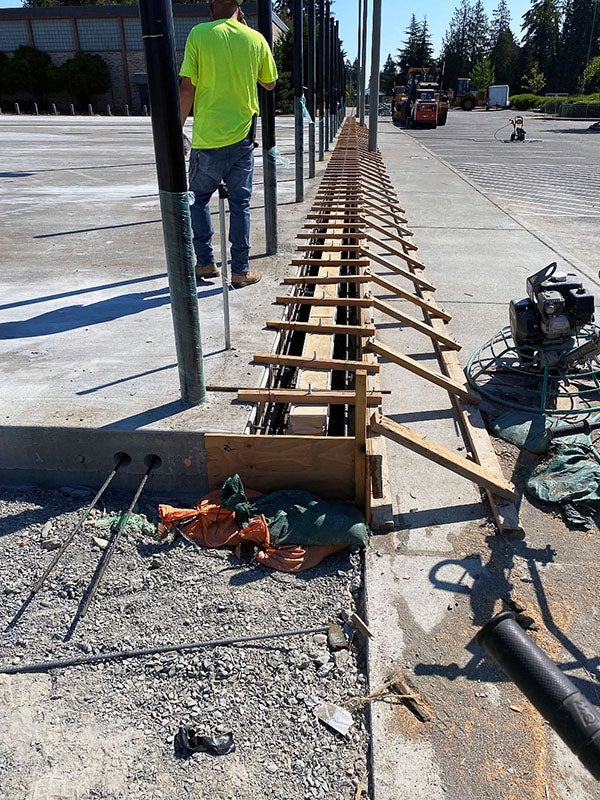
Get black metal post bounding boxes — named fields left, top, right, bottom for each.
left=324, top=1, right=331, bottom=150
left=335, top=21, right=341, bottom=130
left=329, top=17, right=335, bottom=142
left=257, top=0, right=278, bottom=254
left=138, top=0, right=205, bottom=405
left=359, top=0, right=368, bottom=126
left=368, top=0, right=382, bottom=152
left=356, top=0, right=362, bottom=117
left=293, top=0, right=304, bottom=202
left=318, top=0, right=325, bottom=159
left=307, top=0, right=316, bottom=178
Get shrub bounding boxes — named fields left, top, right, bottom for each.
left=509, top=93, right=545, bottom=110
left=57, top=51, right=110, bottom=109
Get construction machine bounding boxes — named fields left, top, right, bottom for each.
left=392, top=68, right=449, bottom=128
left=454, top=77, right=486, bottom=111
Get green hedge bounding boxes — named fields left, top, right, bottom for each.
left=509, top=94, right=546, bottom=110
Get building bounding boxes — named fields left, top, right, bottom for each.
left=0, top=3, right=287, bottom=114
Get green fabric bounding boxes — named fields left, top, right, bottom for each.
left=180, top=20, right=277, bottom=149
left=220, top=475, right=369, bottom=548
left=526, top=434, right=600, bottom=518
left=489, top=410, right=553, bottom=454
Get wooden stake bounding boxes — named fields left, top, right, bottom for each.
left=372, top=298, right=461, bottom=350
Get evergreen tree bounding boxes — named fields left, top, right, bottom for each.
left=490, top=0, right=512, bottom=47
left=440, top=0, right=472, bottom=90
left=380, top=53, right=398, bottom=94
left=418, top=18, right=435, bottom=66
left=4, top=46, right=57, bottom=101
left=57, top=51, right=110, bottom=108
left=466, top=0, right=490, bottom=64
left=521, top=0, right=561, bottom=90
left=560, top=0, right=600, bottom=92
left=397, top=14, right=424, bottom=76
left=470, top=57, right=495, bottom=91
left=491, top=27, right=521, bottom=88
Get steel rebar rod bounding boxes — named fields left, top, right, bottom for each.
left=293, top=0, right=304, bottom=202
left=31, top=454, right=129, bottom=595
left=257, top=0, right=278, bottom=254
left=80, top=455, right=160, bottom=618
left=0, top=626, right=331, bottom=675
left=307, top=0, right=316, bottom=178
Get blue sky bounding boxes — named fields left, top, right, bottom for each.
left=333, top=0, right=531, bottom=63
left=0, top=0, right=532, bottom=63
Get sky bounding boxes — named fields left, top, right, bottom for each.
left=0, top=0, right=533, bottom=64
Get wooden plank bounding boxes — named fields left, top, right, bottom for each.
left=367, top=272, right=451, bottom=320
left=275, top=295, right=372, bottom=308
left=290, top=258, right=370, bottom=267
left=283, top=275, right=372, bottom=286
left=360, top=208, right=413, bottom=238
left=367, top=339, right=479, bottom=403
left=297, top=232, right=366, bottom=240
left=266, top=321, right=376, bottom=337
left=252, top=352, right=380, bottom=374
left=238, top=389, right=382, bottom=405
left=363, top=197, right=408, bottom=222
left=296, top=244, right=362, bottom=252
left=363, top=249, right=437, bottom=291
left=366, top=233, right=428, bottom=270
left=205, top=434, right=355, bottom=500
left=354, top=370, right=368, bottom=512
left=370, top=414, right=517, bottom=502
left=372, top=298, right=461, bottom=351
left=361, top=217, right=418, bottom=251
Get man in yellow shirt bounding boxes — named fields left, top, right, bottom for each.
left=179, top=0, right=277, bottom=287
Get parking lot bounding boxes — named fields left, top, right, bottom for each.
left=402, top=109, right=599, bottom=274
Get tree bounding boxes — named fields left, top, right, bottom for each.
left=380, top=53, right=397, bottom=94
left=57, top=51, right=110, bottom=108
left=560, top=0, right=600, bottom=93
left=470, top=57, right=495, bottom=90
left=273, top=25, right=293, bottom=114
left=491, top=27, right=521, bottom=88
left=4, top=46, right=57, bottom=101
left=581, top=54, right=600, bottom=91
left=522, top=61, right=546, bottom=93
left=466, top=0, right=490, bottom=64
left=489, top=0, right=512, bottom=47
left=521, top=0, right=561, bottom=89
left=440, top=0, right=472, bottom=89
left=397, top=14, right=434, bottom=77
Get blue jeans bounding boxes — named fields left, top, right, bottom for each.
left=188, top=134, right=254, bottom=276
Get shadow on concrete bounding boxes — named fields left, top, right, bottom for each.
left=77, top=363, right=177, bottom=396
left=0, top=172, right=33, bottom=178
left=395, top=502, right=484, bottom=530
left=0, top=273, right=167, bottom=313
left=101, top=399, right=190, bottom=429
left=414, top=534, right=600, bottom=703
left=34, top=219, right=161, bottom=238
left=0, top=285, right=222, bottom=339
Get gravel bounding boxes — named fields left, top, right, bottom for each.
left=0, top=486, right=371, bottom=800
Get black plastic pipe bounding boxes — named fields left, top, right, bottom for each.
left=368, top=0, right=382, bottom=152
left=478, top=611, right=600, bottom=780
left=359, top=0, right=368, bottom=126
left=138, top=0, right=205, bottom=405
left=324, top=1, right=331, bottom=150
left=293, top=0, right=304, bottom=202
left=257, top=0, right=278, bottom=254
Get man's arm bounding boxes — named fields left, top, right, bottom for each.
left=179, top=76, right=195, bottom=127
left=258, top=79, right=276, bottom=91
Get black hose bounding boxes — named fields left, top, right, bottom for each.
left=477, top=611, right=600, bottom=779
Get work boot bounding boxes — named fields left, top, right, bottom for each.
left=231, top=269, right=262, bottom=288
left=195, top=263, right=220, bottom=279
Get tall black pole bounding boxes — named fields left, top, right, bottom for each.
left=138, top=0, right=205, bottom=405
left=324, top=1, right=330, bottom=150
left=335, top=21, right=341, bottom=130
left=368, top=0, right=382, bottom=151
left=359, top=0, right=368, bottom=126
left=307, top=0, right=316, bottom=178
left=356, top=0, right=362, bottom=116
left=317, top=0, right=325, bottom=160
left=329, top=17, right=335, bottom=142
left=293, top=0, right=304, bottom=202
left=257, top=0, right=278, bottom=254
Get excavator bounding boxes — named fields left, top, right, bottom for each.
left=392, top=67, right=449, bottom=128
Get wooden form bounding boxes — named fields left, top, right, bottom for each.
left=371, top=414, right=517, bottom=502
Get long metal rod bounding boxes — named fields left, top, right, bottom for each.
left=293, top=0, right=304, bottom=202
left=257, top=0, right=278, bottom=254
left=368, top=0, right=382, bottom=152
left=324, top=0, right=331, bottom=150
left=0, top=626, right=331, bottom=675
left=307, top=0, right=316, bottom=178
left=80, top=456, right=159, bottom=618
left=30, top=455, right=129, bottom=595
left=218, top=185, right=232, bottom=349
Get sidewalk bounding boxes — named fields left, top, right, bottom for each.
left=366, top=117, right=599, bottom=800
